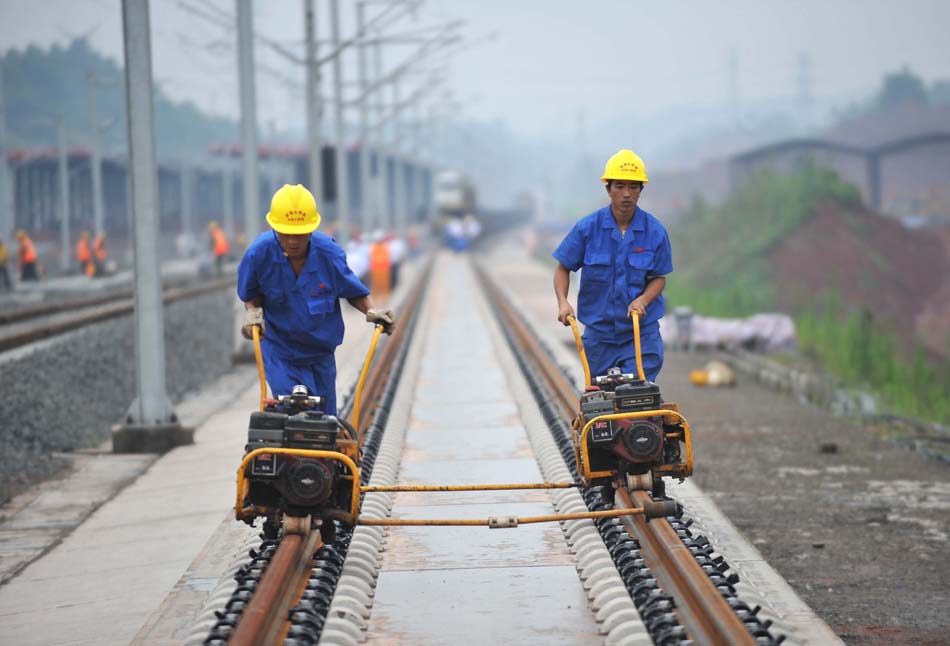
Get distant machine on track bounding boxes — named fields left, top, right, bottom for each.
left=434, top=170, right=480, bottom=251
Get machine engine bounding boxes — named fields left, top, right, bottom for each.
left=237, top=386, right=359, bottom=537
left=576, top=367, right=689, bottom=489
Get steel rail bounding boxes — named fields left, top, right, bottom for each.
left=476, top=262, right=756, bottom=646
left=617, top=488, right=755, bottom=645
left=0, top=289, right=134, bottom=325
left=0, top=276, right=235, bottom=352
left=228, top=527, right=323, bottom=646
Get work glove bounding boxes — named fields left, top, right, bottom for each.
left=242, top=306, right=265, bottom=340
left=366, top=308, right=396, bottom=335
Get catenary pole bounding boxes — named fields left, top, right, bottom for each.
left=330, top=0, right=349, bottom=244
left=237, top=0, right=260, bottom=242
left=88, top=74, right=106, bottom=237
left=0, top=63, right=12, bottom=243
left=114, top=0, right=186, bottom=452
left=357, top=2, right=372, bottom=234
left=58, top=120, right=71, bottom=271
left=304, top=0, right=323, bottom=202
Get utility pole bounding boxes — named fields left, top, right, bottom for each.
left=373, top=37, right=388, bottom=231
left=356, top=2, right=372, bottom=234
left=330, top=0, right=350, bottom=244
left=237, top=0, right=260, bottom=242
left=797, top=51, right=814, bottom=132
left=58, top=120, right=71, bottom=272
left=87, top=73, right=106, bottom=237
left=0, top=61, right=12, bottom=243
left=728, top=48, right=740, bottom=129
left=304, top=0, right=323, bottom=202
left=114, top=0, right=188, bottom=453
left=391, top=77, right=406, bottom=238
left=179, top=161, right=193, bottom=254
left=221, top=159, right=235, bottom=242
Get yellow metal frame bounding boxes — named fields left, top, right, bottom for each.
left=252, top=325, right=267, bottom=411
left=630, top=311, right=646, bottom=381
left=235, top=448, right=362, bottom=524
left=575, top=409, right=694, bottom=482
left=352, top=324, right=383, bottom=432
left=566, top=316, right=591, bottom=389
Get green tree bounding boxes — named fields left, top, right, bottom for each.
left=876, top=66, right=928, bottom=111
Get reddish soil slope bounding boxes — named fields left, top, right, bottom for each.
left=770, top=202, right=950, bottom=357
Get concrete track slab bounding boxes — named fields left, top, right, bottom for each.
left=365, top=254, right=601, bottom=644
left=366, top=565, right=600, bottom=646
left=383, top=502, right=575, bottom=571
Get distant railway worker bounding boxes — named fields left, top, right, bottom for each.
left=237, top=184, right=395, bottom=415
left=208, top=221, right=230, bottom=276
left=16, top=230, right=39, bottom=281
left=76, top=231, right=93, bottom=276
left=368, top=230, right=392, bottom=298
left=0, top=236, right=11, bottom=290
left=552, top=149, right=673, bottom=382
left=92, top=233, right=108, bottom=277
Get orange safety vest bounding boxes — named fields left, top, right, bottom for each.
left=369, top=242, right=391, bottom=272
left=211, top=228, right=230, bottom=257
left=94, top=238, right=107, bottom=262
left=77, top=238, right=91, bottom=263
left=19, top=236, right=37, bottom=265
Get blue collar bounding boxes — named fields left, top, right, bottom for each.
left=601, top=205, right=645, bottom=232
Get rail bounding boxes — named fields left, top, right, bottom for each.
left=0, top=276, right=236, bottom=352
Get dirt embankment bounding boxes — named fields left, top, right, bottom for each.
left=770, top=203, right=950, bottom=357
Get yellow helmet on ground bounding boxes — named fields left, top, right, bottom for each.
left=266, top=184, right=321, bottom=234
left=601, top=149, right=649, bottom=184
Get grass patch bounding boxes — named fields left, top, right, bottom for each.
left=666, top=164, right=949, bottom=425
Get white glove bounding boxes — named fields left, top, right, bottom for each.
left=242, top=307, right=265, bottom=340
left=366, top=308, right=396, bottom=335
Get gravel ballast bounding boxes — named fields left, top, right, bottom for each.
left=0, top=288, right=236, bottom=502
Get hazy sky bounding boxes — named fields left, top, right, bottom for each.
left=2, top=0, right=949, bottom=138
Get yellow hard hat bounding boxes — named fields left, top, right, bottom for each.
left=266, top=184, right=321, bottom=234
left=601, top=149, right=649, bottom=184
left=208, top=220, right=219, bottom=231
left=15, top=230, right=25, bottom=239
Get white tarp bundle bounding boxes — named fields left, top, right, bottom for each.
left=660, top=310, right=797, bottom=353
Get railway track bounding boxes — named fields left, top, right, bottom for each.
left=0, top=276, right=235, bottom=353
left=198, top=253, right=783, bottom=645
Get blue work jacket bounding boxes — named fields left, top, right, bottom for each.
left=237, top=231, right=370, bottom=363
left=553, top=205, right=673, bottom=341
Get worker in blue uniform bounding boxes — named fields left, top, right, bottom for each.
left=238, top=184, right=395, bottom=415
left=553, top=150, right=673, bottom=382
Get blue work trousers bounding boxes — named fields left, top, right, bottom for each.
left=584, top=326, right=664, bottom=383
left=263, top=351, right=338, bottom=415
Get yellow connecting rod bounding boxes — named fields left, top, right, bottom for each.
left=358, top=506, right=645, bottom=529
left=361, top=482, right=578, bottom=493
